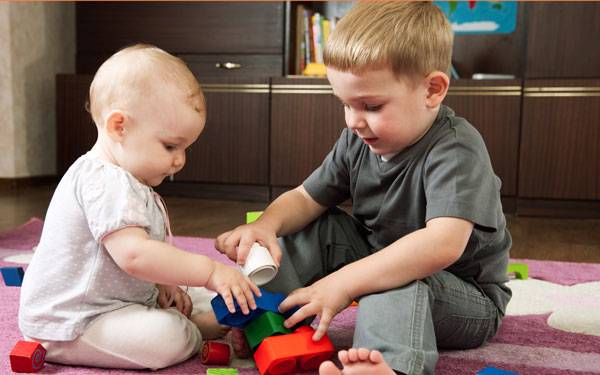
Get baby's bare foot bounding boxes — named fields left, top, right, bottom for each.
left=191, top=311, right=230, bottom=340
left=319, top=348, right=396, bottom=375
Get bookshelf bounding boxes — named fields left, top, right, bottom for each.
left=287, top=2, right=353, bottom=76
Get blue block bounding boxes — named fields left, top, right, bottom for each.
left=211, top=288, right=295, bottom=328
left=476, top=367, right=519, bottom=375
left=1, top=267, right=25, bottom=287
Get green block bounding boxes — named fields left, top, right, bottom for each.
left=246, top=211, right=263, bottom=224
left=507, top=263, right=528, bottom=279
left=206, top=369, right=238, bottom=375
left=244, top=311, right=292, bottom=350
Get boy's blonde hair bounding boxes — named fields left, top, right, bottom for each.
left=324, top=2, right=453, bottom=78
left=89, top=44, right=205, bottom=126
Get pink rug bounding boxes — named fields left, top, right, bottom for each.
left=2, top=218, right=600, bottom=374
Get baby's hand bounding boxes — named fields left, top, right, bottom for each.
left=279, top=274, right=353, bottom=341
left=157, top=285, right=192, bottom=317
left=206, top=262, right=261, bottom=315
left=215, top=223, right=281, bottom=267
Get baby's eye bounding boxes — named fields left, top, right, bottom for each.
left=163, top=143, right=177, bottom=152
left=364, top=104, right=382, bottom=112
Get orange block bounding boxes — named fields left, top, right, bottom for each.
left=253, top=326, right=334, bottom=375
left=10, top=340, right=46, bottom=373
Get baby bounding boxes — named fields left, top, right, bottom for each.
left=18, top=44, right=260, bottom=370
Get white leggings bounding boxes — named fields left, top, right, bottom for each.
left=27, top=287, right=214, bottom=370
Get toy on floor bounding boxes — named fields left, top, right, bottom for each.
left=254, top=326, right=335, bottom=374
left=10, top=340, right=46, bottom=373
left=507, top=263, right=528, bottom=279
left=1, top=266, right=25, bottom=286
left=201, top=341, right=231, bottom=366
left=211, top=285, right=333, bottom=374
left=207, top=369, right=239, bottom=375
left=246, top=211, right=263, bottom=224
left=476, top=366, right=519, bottom=374
left=210, top=213, right=334, bottom=373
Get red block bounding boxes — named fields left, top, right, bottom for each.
left=253, top=326, right=334, bottom=375
left=10, top=340, right=46, bottom=373
left=201, top=341, right=231, bottom=365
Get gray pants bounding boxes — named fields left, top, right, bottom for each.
left=265, top=208, right=501, bottom=375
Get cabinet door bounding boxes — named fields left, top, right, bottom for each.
left=270, top=78, right=345, bottom=187
left=175, top=78, right=270, bottom=185
left=56, top=75, right=96, bottom=176
left=519, top=79, right=600, bottom=199
left=443, top=80, right=522, bottom=197
left=525, top=3, right=600, bottom=78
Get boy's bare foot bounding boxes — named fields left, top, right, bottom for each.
left=190, top=311, right=230, bottom=340
left=319, top=348, right=396, bottom=375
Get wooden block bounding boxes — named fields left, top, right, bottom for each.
left=507, top=263, right=529, bottom=279
left=244, top=311, right=292, bottom=350
left=254, top=326, right=334, bottom=375
left=10, top=341, right=46, bottom=373
left=1, top=267, right=25, bottom=287
left=246, top=211, right=263, bottom=224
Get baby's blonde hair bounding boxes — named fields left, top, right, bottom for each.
left=89, top=44, right=204, bottom=126
left=324, top=2, right=453, bottom=79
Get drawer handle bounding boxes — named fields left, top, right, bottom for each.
left=215, top=62, right=242, bottom=70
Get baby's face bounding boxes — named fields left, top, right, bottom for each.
left=327, top=66, right=433, bottom=156
left=118, top=90, right=205, bottom=187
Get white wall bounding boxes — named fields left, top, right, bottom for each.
left=0, top=2, right=75, bottom=178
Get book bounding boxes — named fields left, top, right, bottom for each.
left=294, top=4, right=306, bottom=74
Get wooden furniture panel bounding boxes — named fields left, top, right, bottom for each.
left=77, top=53, right=284, bottom=78
left=519, top=79, right=600, bottom=200
left=443, top=79, right=522, bottom=197
left=56, top=75, right=95, bottom=176
left=525, top=3, right=600, bottom=78
left=175, top=78, right=270, bottom=185
left=76, top=2, right=284, bottom=55
left=181, top=54, right=283, bottom=79
left=270, top=78, right=345, bottom=187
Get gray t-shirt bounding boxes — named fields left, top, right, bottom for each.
left=19, top=152, right=164, bottom=341
left=303, top=105, right=511, bottom=313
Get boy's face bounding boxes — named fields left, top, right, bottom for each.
left=327, top=67, right=435, bottom=157
left=117, top=90, right=205, bottom=187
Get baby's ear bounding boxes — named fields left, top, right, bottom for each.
left=425, top=71, right=449, bottom=109
left=104, top=110, right=126, bottom=143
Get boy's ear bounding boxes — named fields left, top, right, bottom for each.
left=104, top=111, right=127, bottom=143
left=425, top=71, right=449, bottom=109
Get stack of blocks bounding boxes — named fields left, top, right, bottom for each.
left=205, top=211, right=334, bottom=374
left=210, top=290, right=334, bottom=374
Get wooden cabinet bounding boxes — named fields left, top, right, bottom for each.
left=443, top=80, right=522, bottom=197
left=75, top=2, right=285, bottom=77
left=270, top=78, right=345, bottom=189
left=175, top=77, right=270, bottom=186
left=525, top=3, right=600, bottom=78
left=519, top=79, right=600, bottom=200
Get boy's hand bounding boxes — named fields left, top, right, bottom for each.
left=215, top=224, right=282, bottom=267
left=206, top=261, right=262, bottom=315
left=278, top=274, right=353, bottom=341
left=157, top=285, right=192, bottom=317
